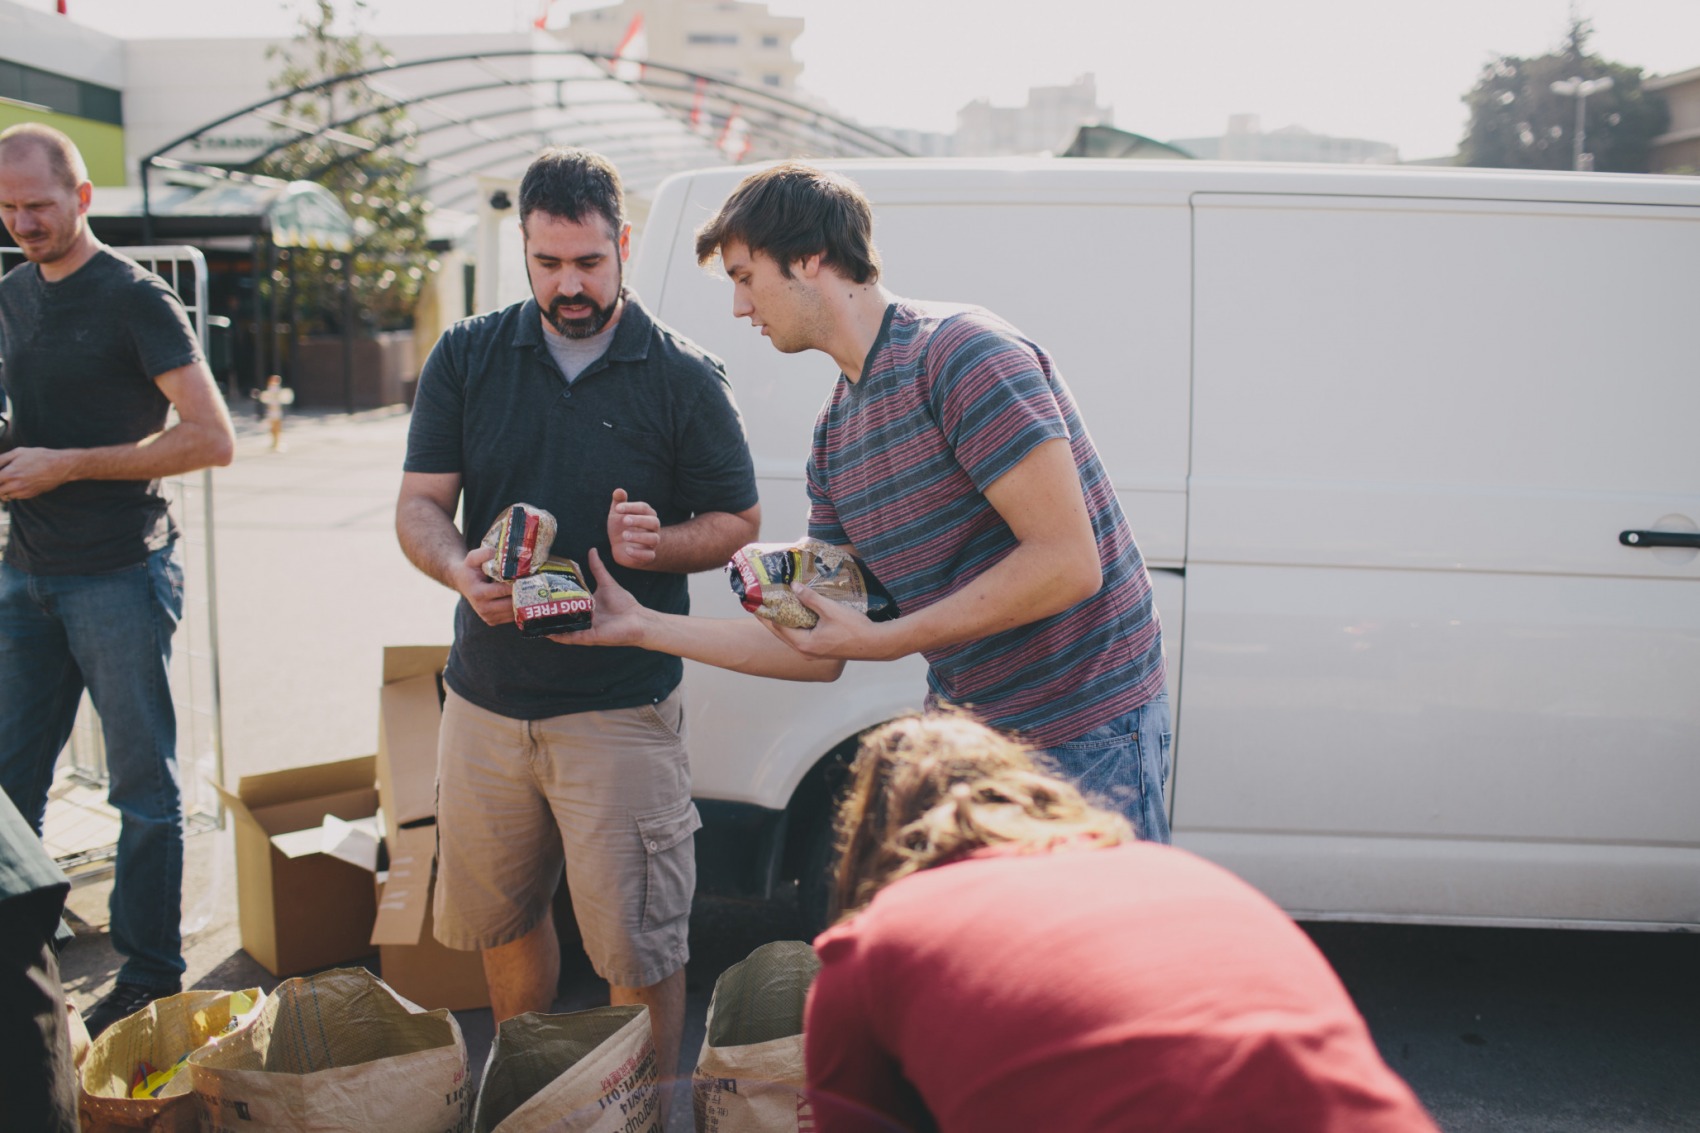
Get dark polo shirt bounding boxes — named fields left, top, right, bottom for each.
left=404, top=290, right=758, bottom=720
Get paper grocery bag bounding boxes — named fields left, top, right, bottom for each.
left=79, top=987, right=263, bottom=1133
left=692, top=941, right=821, bottom=1133
left=188, top=967, right=470, bottom=1133
left=472, top=1004, right=660, bottom=1133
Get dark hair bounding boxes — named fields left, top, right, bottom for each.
left=518, top=147, right=626, bottom=237
left=0, top=122, right=88, bottom=192
left=694, top=161, right=881, bottom=284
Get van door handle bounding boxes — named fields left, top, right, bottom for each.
left=1620, top=530, right=1700, bottom=549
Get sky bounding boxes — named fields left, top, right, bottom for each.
left=16, top=0, right=1700, bottom=160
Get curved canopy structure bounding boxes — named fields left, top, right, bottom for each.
left=140, top=46, right=909, bottom=234
left=75, top=178, right=356, bottom=250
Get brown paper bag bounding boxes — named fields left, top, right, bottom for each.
left=472, top=1005, right=660, bottom=1133
left=692, top=941, right=821, bottom=1133
left=78, top=987, right=263, bottom=1133
left=188, top=967, right=469, bottom=1133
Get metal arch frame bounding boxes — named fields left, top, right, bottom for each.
left=249, top=75, right=888, bottom=186
left=235, top=78, right=667, bottom=172
left=236, top=73, right=878, bottom=177
left=413, top=124, right=716, bottom=191
left=290, top=122, right=718, bottom=218
left=297, top=100, right=723, bottom=190
left=293, top=86, right=867, bottom=201
left=140, top=47, right=910, bottom=238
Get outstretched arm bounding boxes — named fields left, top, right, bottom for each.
left=554, top=549, right=843, bottom=682
left=765, top=437, right=1102, bottom=663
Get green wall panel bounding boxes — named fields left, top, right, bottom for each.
left=0, top=104, right=127, bottom=185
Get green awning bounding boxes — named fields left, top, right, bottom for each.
left=84, top=178, right=356, bottom=250
left=1061, top=125, right=1194, bottom=160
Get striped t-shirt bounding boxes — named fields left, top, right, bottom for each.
left=807, top=300, right=1165, bottom=747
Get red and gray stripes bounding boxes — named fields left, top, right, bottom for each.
left=808, top=301, right=1164, bottom=747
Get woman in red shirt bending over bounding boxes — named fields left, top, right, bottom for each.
left=805, top=713, right=1440, bottom=1133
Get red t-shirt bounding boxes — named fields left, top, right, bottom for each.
left=806, top=843, right=1439, bottom=1133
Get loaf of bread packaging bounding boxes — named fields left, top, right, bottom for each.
left=726, top=539, right=898, bottom=629
left=512, top=557, right=594, bottom=637
left=482, top=503, right=557, bottom=581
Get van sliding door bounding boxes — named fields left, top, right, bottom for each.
left=1179, top=192, right=1700, bottom=927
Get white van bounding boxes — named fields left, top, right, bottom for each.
left=627, top=159, right=1700, bottom=932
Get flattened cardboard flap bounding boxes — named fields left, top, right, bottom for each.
left=210, top=779, right=259, bottom=832
left=378, top=672, right=443, bottom=839
left=371, top=824, right=437, bottom=947
left=232, top=755, right=377, bottom=812
left=382, top=644, right=451, bottom=684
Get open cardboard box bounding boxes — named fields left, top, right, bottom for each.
left=371, top=645, right=490, bottom=1011
left=212, top=757, right=379, bottom=977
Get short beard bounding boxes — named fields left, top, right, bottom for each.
left=546, top=272, right=623, bottom=339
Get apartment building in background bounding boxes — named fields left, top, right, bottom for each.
left=954, top=73, right=1112, bottom=157
left=557, top=0, right=804, bottom=93
left=1646, top=65, right=1700, bottom=173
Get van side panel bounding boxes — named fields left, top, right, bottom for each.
left=868, top=200, right=1193, bottom=568
left=1179, top=194, right=1700, bottom=925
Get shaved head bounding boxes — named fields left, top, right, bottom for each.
left=0, top=123, right=89, bottom=192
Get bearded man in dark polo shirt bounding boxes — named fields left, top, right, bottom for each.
left=395, top=147, right=759, bottom=1098
left=0, top=123, right=235, bottom=1038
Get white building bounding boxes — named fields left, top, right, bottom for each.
left=1170, top=114, right=1399, bottom=165
left=954, top=74, right=1112, bottom=157
left=555, top=0, right=804, bottom=93
left=872, top=125, right=953, bottom=158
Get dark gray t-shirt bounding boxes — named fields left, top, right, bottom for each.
left=0, top=249, right=202, bottom=574
left=404, top=291, right=759, bottom=720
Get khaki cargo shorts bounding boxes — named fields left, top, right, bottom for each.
left=432, top=686, right=700, bottom=989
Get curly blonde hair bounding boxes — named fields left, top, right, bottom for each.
left=830, top=711, right=1133, bottom=921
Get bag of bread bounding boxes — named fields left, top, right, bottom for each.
left=513, top=557, right=594, bottom=637
left=726, top=540, right=898, bottom=629
left=482, top=504, right=557, bottom=581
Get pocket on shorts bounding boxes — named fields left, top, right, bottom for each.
left=637, top=691, right=685, bottom=740
left=635, top=798, right=701, bottom=932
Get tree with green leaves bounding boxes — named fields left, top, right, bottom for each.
left=1459, top=17, right=1669, bottom=173
left=257, top=0, right=432, bottom=332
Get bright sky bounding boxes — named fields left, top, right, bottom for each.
left=18, top=0, right=1700, bottom=159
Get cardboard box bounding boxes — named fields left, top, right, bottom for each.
left=212, top=757, right=379, bottom=977
left=372, top=825, right=489, bottom=1011
left=370, top=645, right=490, bottom=1011
left=377, top=645, right=449, bottom=844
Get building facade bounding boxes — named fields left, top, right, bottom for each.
left=1646, top=66, right=1700, bottom=173
left=954, top=74, right=1112, bottom=157
left=0, top=0, right=127, bottom=183
left=557, top=0, right=804, bottom=93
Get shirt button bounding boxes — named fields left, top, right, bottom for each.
left=646, top=840, right=659, bottom=852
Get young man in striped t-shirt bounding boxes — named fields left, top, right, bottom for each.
left=574, top=162, right=1170, bottom=841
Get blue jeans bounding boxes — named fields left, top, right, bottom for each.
left=0, top=542, right=186, bottom=988
left=1042, top=692, right=1172, bottom=843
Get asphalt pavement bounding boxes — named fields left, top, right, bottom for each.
left=54, top=406, right=1700, bottom=1131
